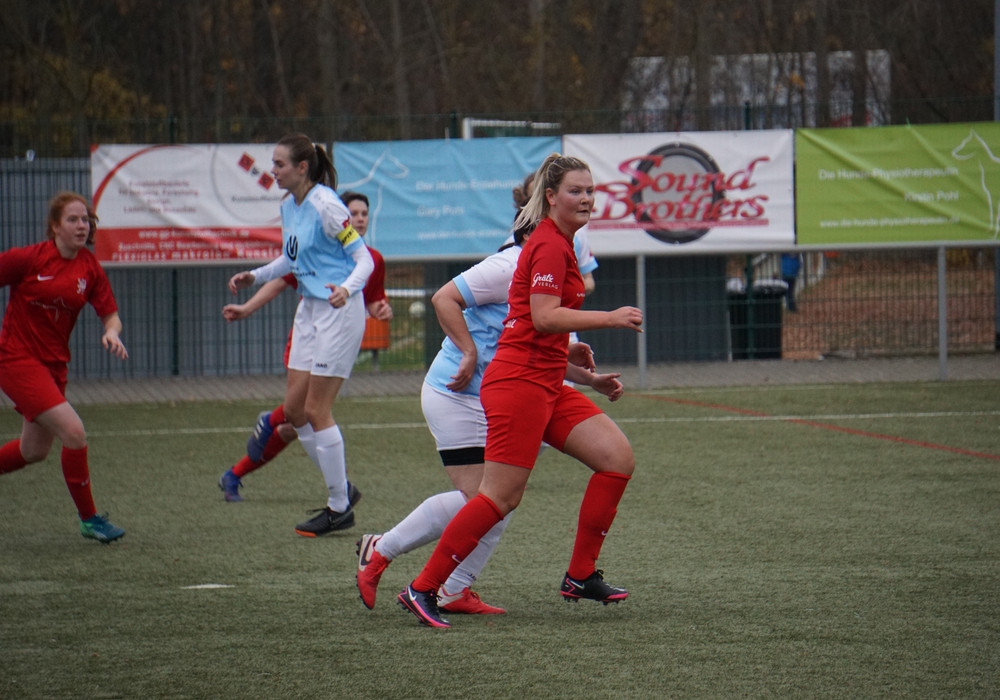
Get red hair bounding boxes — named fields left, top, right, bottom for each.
left=47, top=191, right=98, bottom=245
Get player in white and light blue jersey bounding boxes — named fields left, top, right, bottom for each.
left=422, top=244, right=519, bottom=398
left=276, top=186, right=370, bottom=300
left=229, top=134, right=373, bottom=537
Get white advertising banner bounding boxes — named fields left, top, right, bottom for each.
left=563, top=131, right=795, bottom=255
left=91, top=144, right=283, bottom=264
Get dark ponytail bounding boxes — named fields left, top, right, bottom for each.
left=276, top=133, right=337, bottom=188
left=499, top=208, right=534, bottom=251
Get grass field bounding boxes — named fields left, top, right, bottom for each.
left=1, top=380, right=999, bottom=698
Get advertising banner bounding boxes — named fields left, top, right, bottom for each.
left=796, top=122, right=1000, bottom=244
left=563, top=131, right=795, bottom=255
left=333, top=137, right=560, bottom=259
left=91, top=144, right=283, bottom=264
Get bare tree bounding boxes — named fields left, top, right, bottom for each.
left=694, top=0, right=714, bottom=130
left=530, top=0, right=546, bottom=110
left=0, top=0, right=996, bottom=151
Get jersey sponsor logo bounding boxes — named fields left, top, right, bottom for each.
left=532, top=272, right=558, bottom=290
left=335, top=223, right=361, bottom=247
left=31, top=297, right=73, bottom=322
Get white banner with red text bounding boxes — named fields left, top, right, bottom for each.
left=91, top=144, right=283, bottom=265
left=563, top=131, right=795, bottom=255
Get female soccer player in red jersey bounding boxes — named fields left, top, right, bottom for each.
left=0, top=192, right=129, bottom=543
left=398, top=154, right=644, bottom=627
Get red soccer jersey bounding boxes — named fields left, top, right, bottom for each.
left=491, top=217, right=585, bottom=378
left=363, top=246, right=387, bottom=306
left=0, top=240, right=118, bottom=365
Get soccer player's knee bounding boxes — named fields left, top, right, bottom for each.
left=614, top=448, right=635, bottom=476
left=20, top=444, right=50, bottom=463
left=62, top=427, right=88, bottom=450
left=606, top=434, right=635, bottom=475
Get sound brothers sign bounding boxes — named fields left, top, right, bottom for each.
left=563, top=131, right=794, bottom=255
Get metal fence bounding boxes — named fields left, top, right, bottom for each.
left=3, top=95, right=995, bottom=159
left=2, top=153, right=997, bottom=382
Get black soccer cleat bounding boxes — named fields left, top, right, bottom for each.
left=560, top=570, right=628, bottom=605
left=294, top=506, right=355, bottom=537
left=346, top=481, right=362, bottom=507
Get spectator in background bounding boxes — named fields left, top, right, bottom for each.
left=219, top=191, right=392, bottom=505
left=781, top=252, right=802, bottom=312
left=0, top=192, right=128, bottom=543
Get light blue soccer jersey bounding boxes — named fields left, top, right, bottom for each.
left=280, top=185, right=366, bottom=299
left=424, top=245, right=521, bottom=397
left=574, top=225, right=599, bottom=276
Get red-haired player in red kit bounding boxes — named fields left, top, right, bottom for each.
left=0, top=191, right=129, bottom=543
left=398, top=154, right=644, bottom=628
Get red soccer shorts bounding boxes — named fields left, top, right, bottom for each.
left=481, top=378, right=601, bottom=469
left=0, top=357, right=68, bottom=421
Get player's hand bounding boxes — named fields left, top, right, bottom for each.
left=102, top=332, right=129, bottom=360
left=222, top=304, right=250, bottom=322
left=567, top=341, right=596, bottom=372
left=326, top=284, right=349, bottom=308
left=608, top=306, right=644, bottom=333
left=368, top=298, right=393, bottom=321
left=228, top=272, right=255, bottom=294
left=446, top=352, right=476, bottom=392
left=590, top=372, right=623, bottom=401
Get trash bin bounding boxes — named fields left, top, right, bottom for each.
left=727, top=279, right=788, bottom=359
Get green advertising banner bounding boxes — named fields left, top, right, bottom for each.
left=796, top=122, right=1000, bottom=245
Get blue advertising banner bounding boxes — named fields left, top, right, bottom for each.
left=333, top=137, right=560, bottom=259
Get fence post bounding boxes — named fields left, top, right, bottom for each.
left=995, top=252, right=1000, bottom=351
left=169, top=114, right=180, bottom=375
left=636, top=254, right=647, bottom=389
left=744, top=254, right=756, bottom=358
left=938, top=246, right=948, bottom=380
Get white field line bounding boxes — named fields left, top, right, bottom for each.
left=3, top=410, right=997, bottom=440
left=613, top=410, right=1000, bottom=425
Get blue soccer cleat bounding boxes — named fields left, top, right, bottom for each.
left=80, top=513, right=125, bottom=544
left=246, top=410, right=274, bottom=462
